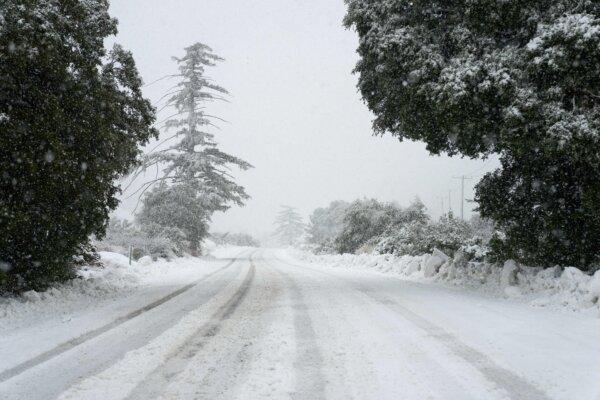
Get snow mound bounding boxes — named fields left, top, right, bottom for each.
left=282, top=249, right=600, bottom=316
left=138, top=255, right=153, bottom=266
left=0, top=251, right=232, bottom=329
left=0, top=252, right=140, bottom=328
left=500, top=260, right=519, bottom=288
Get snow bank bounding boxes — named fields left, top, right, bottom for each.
left=0, top=250, right=235, bottom=329
left=282, top=249, right=600, bottom=316
left=0, top=252, right=139, bottom=328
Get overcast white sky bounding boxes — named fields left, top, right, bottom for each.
left=109, top=0, right=498, bottom=239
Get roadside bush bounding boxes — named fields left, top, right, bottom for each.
left=376, top=213, right=494, bottom=259
left=334, top=199, right=404, bottom=254
left=95, top=218, right=185, bottom=260
left=334, top=198, right=428, bottom=254
left=376, top=214, right=471, bottom=256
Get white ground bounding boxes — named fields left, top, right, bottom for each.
left=1, top=247, right=599, bottom=400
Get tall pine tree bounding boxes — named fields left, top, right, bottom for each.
left=136, top=43, right=251, bottom=255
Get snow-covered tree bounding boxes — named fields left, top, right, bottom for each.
left=403, top=197, right=429, bottom=225
left=273, top=206, right=305, bottom=246
left=307, top=200, right=350, bottom=251
left=334, top=198, right=429, bottom=254
left=135, top=43, right=252, bottom=255
left=136, top=183, right=207, bottom=255
left=345, top=1, right=600, bottom=269
left=0, top=1, right=157, bottom=292
left=334, top=199, right=403, bottom=254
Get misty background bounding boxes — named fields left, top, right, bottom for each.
left=109, top=0, right=497, bottom=240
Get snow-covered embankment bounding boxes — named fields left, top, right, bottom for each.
left=281, top=248, right=600, bottom=316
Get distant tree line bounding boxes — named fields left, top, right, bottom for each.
left=211, top=232, right=261, bottom=248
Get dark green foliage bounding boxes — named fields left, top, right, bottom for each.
left=344, top=0, right=600, bottom=156
left=345, top=0, right=600, bottom=269
left=0, top=1, right=157, bottom=292
left=476, top=144, right=600, bottom=267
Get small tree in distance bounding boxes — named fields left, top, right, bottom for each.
left=273, top=206, right=305, bottom=246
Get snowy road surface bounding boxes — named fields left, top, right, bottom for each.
left=1, top=249, right=599, bottom=400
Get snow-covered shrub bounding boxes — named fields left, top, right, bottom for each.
left=95, top=218, right=185, bottom=260
left=139, top=223, right=187, bottom=258
left=334, top=199, right=404, bottom=254
left=334, top=198, right=428, bottom=254
left=136, top=183, right=210, bottom=256
left=376, top=214, right=474, bottom=257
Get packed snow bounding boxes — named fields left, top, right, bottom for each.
left=1, top=247, right=600, bottom=400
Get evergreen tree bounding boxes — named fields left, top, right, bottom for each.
left=136, top=43, right=252, bottom=255
left=0, top=1, right=157, bottom=292
left=273, top=206, right=305, bottom=246
left=345, top=0, right=600, bottom=269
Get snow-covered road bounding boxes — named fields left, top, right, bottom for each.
left=1, top=249, right=599, bottom=400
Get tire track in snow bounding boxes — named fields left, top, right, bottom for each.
left=357, top=287, right=551, bottom=400
left=276, top=255, right=551, bottom=400
left=170, top=256, right=287, bottom=400
left=0, top=255, right=243, bottom=384
left=264, top=255, right=326, bottom=400
left=124, top=259, right=256, bottom=400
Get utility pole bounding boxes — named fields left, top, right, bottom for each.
left=436, top=196, right=445, bottom=217
left=453, top=175, right=473, bottom=220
